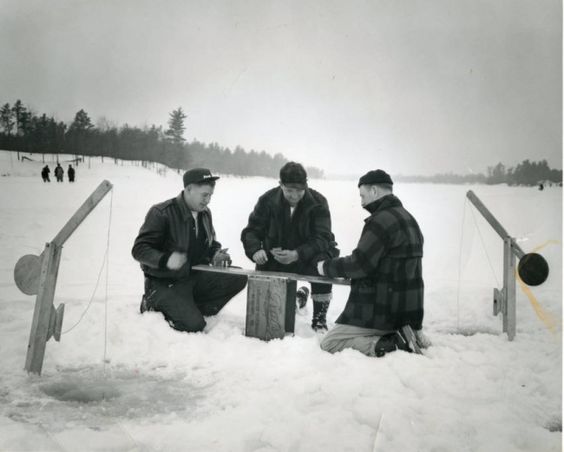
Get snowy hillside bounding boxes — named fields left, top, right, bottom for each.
left=0, top=151, right=561, bottom=451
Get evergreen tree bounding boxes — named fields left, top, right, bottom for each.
left=66, top=109, right=94, bottom=155
left=11, top=100, right=27, bottom=135
left=0, top=103, right=14, bottom=135
left=487, top=162, right=506, bottom=184
left=68, top=109, right=94, bottom=133
left=165, top=107, right=187, bottom=144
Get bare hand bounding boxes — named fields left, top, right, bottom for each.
left=167, top=251, right=187, bottom=270
left=271, top=249, right=299, bottom=265
left=252, top=249, right=268, bottom=265
left=212, top=248, right=231, bottom=266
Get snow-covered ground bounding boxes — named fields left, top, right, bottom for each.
left=0, top=151, right=561, bottom=452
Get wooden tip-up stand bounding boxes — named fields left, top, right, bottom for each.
left=466, top=190, right=549, bottom=341
left=14, top=180, right=113, bottom=375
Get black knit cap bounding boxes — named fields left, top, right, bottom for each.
left=280, top=162, right=307, bottom=187
left=183, top=168, right=220, bottom=187
left=358, top=169, right=393, bottom=187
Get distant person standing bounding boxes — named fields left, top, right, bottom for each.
left=54, top=163, right=64, bottom=182
left=241, top=162, right=339, bottom=331
left=68, top=165, right=76, bottom=182
left=41, top=165, right=51, bottom=182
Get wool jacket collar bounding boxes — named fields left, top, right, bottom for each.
left=174, top=192, right=214, bottom=245
left=175, top=192, right=212, bottom=221
left=363, top=194, right=402, bottom=220
left=273, top=187, right=320, bottom=211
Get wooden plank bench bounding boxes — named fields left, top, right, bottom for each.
left=192, top=265, right=350, bottom=341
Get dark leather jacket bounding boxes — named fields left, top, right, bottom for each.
left=132, top=192, right=221, bottom=280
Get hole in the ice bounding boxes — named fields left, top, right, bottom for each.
left=41, top=379, right=120, bottom=403
left=35, top=369, right=205, bottom=417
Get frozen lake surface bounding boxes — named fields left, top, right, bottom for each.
left=0, top=152, right=561, bottom=451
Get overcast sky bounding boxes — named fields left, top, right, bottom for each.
left=0, top=0, right=561, bottom=176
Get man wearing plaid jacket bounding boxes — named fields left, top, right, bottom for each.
left=318, top=169, right=428, bottom=357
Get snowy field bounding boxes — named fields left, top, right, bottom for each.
left=0, top=151, right=561, bottom=452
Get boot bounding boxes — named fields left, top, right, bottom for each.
left=139, top=287, right=156, bottom=314
left=373, top=325, right=424, bottom=357
left=139, top=294, right=149, bottom=314
left=311, top=293, right=331, bottom=332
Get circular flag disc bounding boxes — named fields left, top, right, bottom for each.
left=14, top=254, right=42, bottom=296
left=518, top=253, right=549, bottom=286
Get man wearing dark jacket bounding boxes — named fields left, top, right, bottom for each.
left=318, top=169, right=428, bottom=356
left=241, top=162, right=339, bottom=331
left=132, top=168, right=247, bottom=333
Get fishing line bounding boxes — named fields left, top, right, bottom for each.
left=468, top=202, right=500, bottom=287
left=61, top=189, right=114, bottom=338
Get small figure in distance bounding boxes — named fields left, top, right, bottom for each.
left=41, top=165, right=51, bottom=182
left=54, top=163, right=64, bottom=182
left=68, top=164, right=75, bottom=183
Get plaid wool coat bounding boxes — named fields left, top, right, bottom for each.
left=322, top=194, right=424, bottom=331
left=241, top=187, right=339, bottom=267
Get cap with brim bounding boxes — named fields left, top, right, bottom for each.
left=183, top=168, right=220, bottom=187
left=281, top=182, right=307, bottom=190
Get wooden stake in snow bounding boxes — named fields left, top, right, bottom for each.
left=14, top=180, right=113, bottom=375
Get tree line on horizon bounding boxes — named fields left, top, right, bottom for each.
left=0, top=100, right=560, bottom=185
left=395, top=160, right=562, bottom=186
left=0, top=100, right=324, bottom=179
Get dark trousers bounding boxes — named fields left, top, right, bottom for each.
left=144, top=271, right=247, bottom=332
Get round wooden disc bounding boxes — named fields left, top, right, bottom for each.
left=14, top=254, right=42, bottom=295
left=518, top=252, right=549, bottom=287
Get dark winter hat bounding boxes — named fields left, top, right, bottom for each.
left=358, top=169, right=393, bottom=187
left=280, top=162, right=307, bottom=188
left=183, top=168, right=220, bottom=187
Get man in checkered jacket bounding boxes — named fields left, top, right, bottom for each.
left=318, top=169, right=429, bottom=357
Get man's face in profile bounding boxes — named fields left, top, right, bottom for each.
left=359, top=184, right=377, bottom=207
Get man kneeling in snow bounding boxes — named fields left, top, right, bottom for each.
left=132, top=168, right=247, bottom=332
left=317, top=169, right=429, bottom=357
